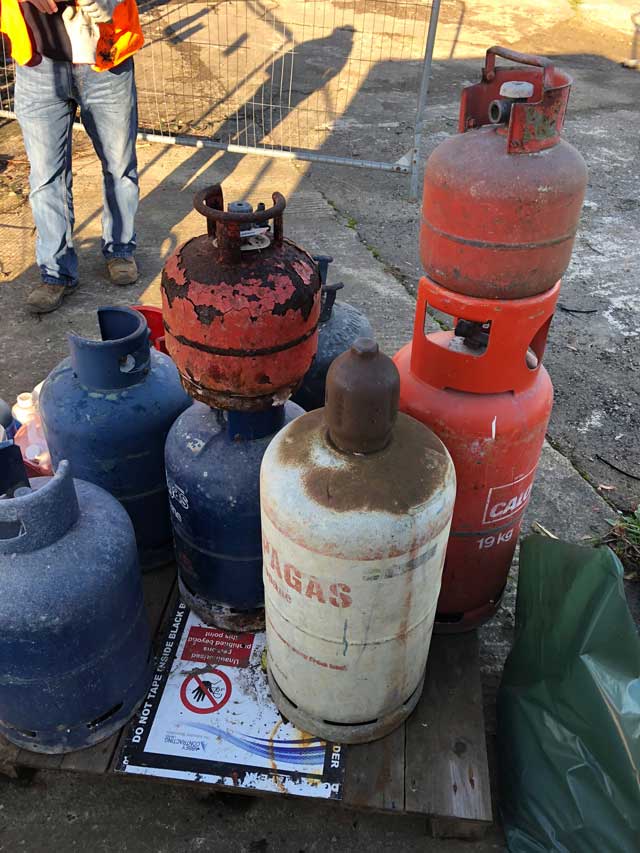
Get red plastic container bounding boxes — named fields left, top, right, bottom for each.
left=131, top=305, right=167, bottom=354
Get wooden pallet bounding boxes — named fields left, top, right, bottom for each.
left=0, top=565, right=492, bottom=841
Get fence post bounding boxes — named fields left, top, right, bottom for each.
left=410, top=0, right=441, bottom=201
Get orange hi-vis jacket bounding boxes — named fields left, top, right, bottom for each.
left=0, top=0, right=144, bottom=71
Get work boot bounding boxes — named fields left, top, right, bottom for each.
left=26, top=283, right=76, bottom=315
left=107, top=256, right=138, bottom=286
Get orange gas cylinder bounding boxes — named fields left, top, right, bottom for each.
left=420, top=47, right=587, bottom=299
left=394, top=276, right=560, bottom=631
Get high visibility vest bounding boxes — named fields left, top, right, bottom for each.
left=0, top=0, right=144, bottom=71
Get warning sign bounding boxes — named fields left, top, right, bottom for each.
left=116, top=604, right=346, bottom=800
left=181, top=626, right=254, bottom=669
left=180, top=671, right=232, bottom=714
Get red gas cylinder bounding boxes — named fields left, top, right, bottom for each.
left=420, top=47, right=587, bottom=299
left=162, top=185, right=321, bottom=410
left=394, top=277, right=560, bottom=631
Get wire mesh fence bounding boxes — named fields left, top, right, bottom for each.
left=1, top=0, right=439, bottom=180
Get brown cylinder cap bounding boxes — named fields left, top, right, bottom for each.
left=325, top=338, right=400, bottom=454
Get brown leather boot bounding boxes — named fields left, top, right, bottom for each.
left=26, top=283, right=77, bottom=315
left=107, top=256, right=138, bottom=286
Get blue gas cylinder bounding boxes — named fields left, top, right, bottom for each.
left=293, top=256, right=373, bottom=410
left=40, top=306, right=191, bottom=570
left=0, top=453, right=152, bottom=754
left=165, top=401, right=303, bottom=630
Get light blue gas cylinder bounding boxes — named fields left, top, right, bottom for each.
left=40, top=306, right=191, bottom=570
left=165, top=401, right=303, bottom=630
left=0, top=451, right=152, bottom=754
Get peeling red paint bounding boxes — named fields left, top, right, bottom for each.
left=161, top=184, right=321, bottom=410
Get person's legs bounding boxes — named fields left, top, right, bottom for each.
left=15, top=58, right=78, bottom=311
left=73, top=58, right=139, bottom=283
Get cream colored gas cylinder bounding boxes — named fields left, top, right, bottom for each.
left=260, top=338, right=456, bottom=743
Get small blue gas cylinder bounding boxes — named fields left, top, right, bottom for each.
left=0, top=452, right=152, bottom=754
left=40, top=306, right=191, bottom=570
left=165, top=401, right=303, bottom=630
left=293, top=255, right=373, bottom=410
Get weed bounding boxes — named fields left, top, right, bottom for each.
left=598, top=505, right=640, bottom=576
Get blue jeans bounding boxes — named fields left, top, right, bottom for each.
left=15, top=57, right=139, bottom=287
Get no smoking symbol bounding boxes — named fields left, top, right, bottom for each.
left=180, top=670, right=232, bottom=715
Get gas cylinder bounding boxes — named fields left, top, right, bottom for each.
left=165, top=401, right=304, bottom=630
left=161, top=185, right=321, bottom=410
left=261, top=339, right=456, bottom=743
left=394, top=278, right=559, bottom=631
left=0, top=452, right=152, bottom=753
left=420, top=47, right=587, bottom=298
left=292, top=255, right=373, bottom=410
left=40, top=306, right=191, bottom=570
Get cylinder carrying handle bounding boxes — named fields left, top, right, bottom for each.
left=193, top=184, right=285, bottom=263
left=483, top=46, right=555, bottom=89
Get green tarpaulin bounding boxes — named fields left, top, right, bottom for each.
left=498, top=535, right=640, bottom=853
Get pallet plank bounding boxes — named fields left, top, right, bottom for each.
left=342, top=724, right=405, bottom=812
left=60, top=563, right=177, bottom=773
left=0, top=739, right=24, bottom=779
left=405, top=633, right=492, bottom=839
left=14, top=750, right=64, bottom=770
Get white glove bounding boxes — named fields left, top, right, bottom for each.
left=62, top=5, right=100, bottom=64
left=76, top=0, right=119, bottom=24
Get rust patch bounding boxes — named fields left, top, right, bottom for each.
left=278, top=410, right=450, bottom=514
left=164, top=322, right=318, bottom=359
left=267, top=719, right=287, bottom=794
left=172, top=236, right=320, bottom=321
left=522, top=100, right=562, bottom=143
left=177, top=373, right=299, bottom=412
left=194, top=304, right=224, bottom=325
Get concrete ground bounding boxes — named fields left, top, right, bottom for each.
left=0, top=0, right=638, bottom=850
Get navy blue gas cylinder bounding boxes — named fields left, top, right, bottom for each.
left=165, top=401, right=304, bottom=630
left=0, top=452, right=152, bottom=754
left=40, top=306, right=191, bottom=570
left=293, top=255, right=373, bottom=410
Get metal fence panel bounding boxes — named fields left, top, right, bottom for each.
left=1, top=0, right=439, bottom=185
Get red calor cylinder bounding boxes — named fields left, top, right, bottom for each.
left=394, top=277, right=560, bottom=632
left=420, top=47, right=587, bottom=299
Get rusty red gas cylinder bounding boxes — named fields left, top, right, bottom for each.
left=161, top=186, right=321, bottom=410
left=394, top=277, right=560, bottom=632
left=420, top=47, right=588, bottom=299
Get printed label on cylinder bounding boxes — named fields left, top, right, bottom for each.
left=262, top=508, right=451, bottom=723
